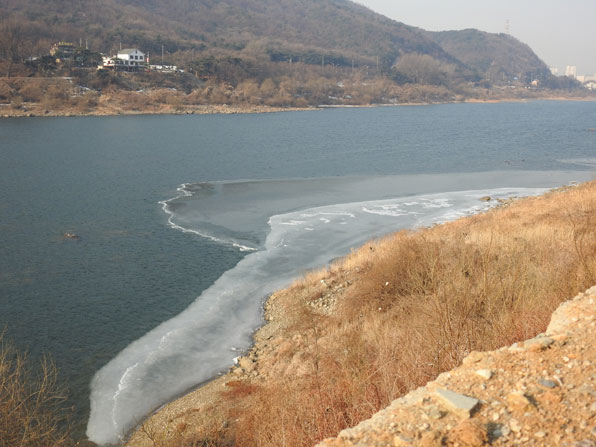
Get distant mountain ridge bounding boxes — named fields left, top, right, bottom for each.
left=428, top=29, right=551, bottom=82
left=1, top=0, right=553, bottom=83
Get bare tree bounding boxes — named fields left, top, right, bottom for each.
left=0, top=331, right=73, bottom=447
left=394, top=53, right=446, bottom=86
left=0, top=19, right=26, bottom=78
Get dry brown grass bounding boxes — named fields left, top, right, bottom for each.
left=147, top=181, right=596, bottom=447
left=0, top=331, right=72, bottom=447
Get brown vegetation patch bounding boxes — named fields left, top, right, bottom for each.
left=0, top=332, right=72, bottom=447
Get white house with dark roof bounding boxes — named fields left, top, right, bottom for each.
left=117, top=48, right=146, bottom=67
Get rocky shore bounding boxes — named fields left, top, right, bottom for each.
left=0, top=103, right=315, bottom=118
left=318, top=286, right=596, bottom=447
left=125, top=267, right=330, bottom=447
left=2, top=96, right=595, bottom=119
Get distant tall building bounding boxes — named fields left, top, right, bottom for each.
left=550, top=67, right=558, bottom=76
left=565, top=65, right=577, bottom=78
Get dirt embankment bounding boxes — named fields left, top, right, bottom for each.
left=317, top=285, right=596, bottom=447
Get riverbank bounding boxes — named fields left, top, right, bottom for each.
left=0, top=103, right=315, bottom=118
left=1, top=93, right=595, bottom=118
left=125, top=180, right=596, bottom=447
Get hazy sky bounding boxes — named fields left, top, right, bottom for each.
left=356, top=0, right=596, bottom=75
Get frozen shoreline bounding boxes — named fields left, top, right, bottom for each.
left=87, top=171, right=595, bottom=445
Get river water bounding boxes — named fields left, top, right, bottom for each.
left=0, top=101, right=595, bottom=445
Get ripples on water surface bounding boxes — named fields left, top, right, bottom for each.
left=0, top=102, right=595, bottom=444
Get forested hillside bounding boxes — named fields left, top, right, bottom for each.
left=1, top=0, right=455, bottom=66
left=0, top=0, right=586, bottom=115
left=429, top=29, right=561, bottom=87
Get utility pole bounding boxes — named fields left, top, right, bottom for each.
left=162, top=45, right=164, bottom=63
left=322, top=55, right=325, bottom=68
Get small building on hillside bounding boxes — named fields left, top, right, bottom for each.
left=117, top=49, right=146, bottom=67
left=99, top=56, right=125, bottom=70
left=148, top=64, right=183, bottom=73
left=99, top=49, right=146, bottom=71
left=50, top=42, right=76, bottom=60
